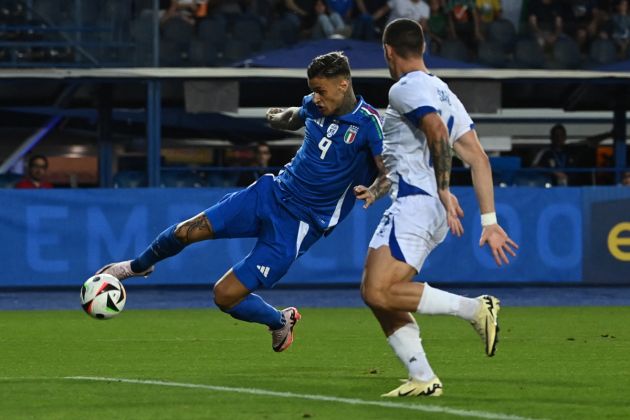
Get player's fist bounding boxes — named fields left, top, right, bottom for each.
left=266, top=108, right=284, bottom=121
left=353, top=185, right=375, bottom=208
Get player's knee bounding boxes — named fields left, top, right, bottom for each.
left=212, top=281, right=236, bottom=310
left=361, top=282, right=388, bottom=310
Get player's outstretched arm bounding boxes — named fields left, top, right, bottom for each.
left=266, top=107, right=305, bottom=131
left=353, top=155, right=390, bottom=208
left=420, top=113, right=464, bottom=236
left=452, top=131, right=519, bottom=266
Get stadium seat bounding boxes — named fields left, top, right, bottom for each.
left=478, top=42, right=507, bottom=67
left=190, top=39, right=218, bottom=66
left=222, top=39, right=252, bottom=65
left=551, top=38, right=582, bottom=69
left=589, top=38, right=617, bottom=66
left=232, top=17, right=264, bottom=52
left=131, top=13, right=156, bottom=66
left=160, top=171, right=206, bottom=188
left=512, top=38, right=545, bottom=68
left=438, top=40, right=471, bottom=62
left=0, top=173, right=22, bottom=188
left=197, top=17, right=227, bottom=54
left=489, top=156, right=521, bottom=185
left=161, top=17, right=194, bottom=45
left=486, top=18, right=516, bottom=53
left=113, top=171, right=147, bottom=188
left=511, top=172, right=552, bottom=187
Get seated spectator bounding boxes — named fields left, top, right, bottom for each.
left=476, top=0, right=501, bottom=28
left=531, top=123, right=612, bottom=186
left=237, top=142, right=274, bottom=187
left=353, top=0, right=389, bottom=39
left=611, top=0, right=630, bottom=58
left=327, top=0, right=355, bottom=21
left=15, top=155, right=54, bottom=189
left=446, top=0, right=483, bottom=49
left=314, top=0, right=351, bottom=37
left=385, top=0, right=430, bottom=29
left=527, top=0, right=567, bottom=51
left=622, top=170, right=630, bottom=186
left=282, top=0, right=318, bottom=38
left=566, top=0, right=598, bottom=55
left=427, top=0, right=449, bottom=53
left=160, top=0, right=200, bottom=25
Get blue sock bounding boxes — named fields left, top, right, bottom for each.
left=224, top=294, right=284, bottom=329
left=130, top=225, right=185, bottom=272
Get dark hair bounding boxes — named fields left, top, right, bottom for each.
left=307, top=51, right=351, bottom=79
left=28, top=155, right=48, bottom=168
left=550, top=123, right=566, bottom=137
left=383, top=18, right=425, bottom=59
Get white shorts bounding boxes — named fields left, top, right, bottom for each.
left=369, top=194, right=449, bottom=272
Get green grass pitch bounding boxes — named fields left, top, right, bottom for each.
left=1, top=307, right=628, bottom=419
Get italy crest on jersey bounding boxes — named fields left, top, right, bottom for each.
left=327, top=123, right=339, bottom=138
left=344, top=125, right=359, bottom=144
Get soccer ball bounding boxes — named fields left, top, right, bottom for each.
left=80, top=274, right=127, bottom=319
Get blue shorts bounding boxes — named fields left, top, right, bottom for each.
left=204, top=175, right=323, bottom=291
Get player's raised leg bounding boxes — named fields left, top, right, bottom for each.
left=96, top=212, right=213, bottom=280
left=363, top=244, right=500, bottom=357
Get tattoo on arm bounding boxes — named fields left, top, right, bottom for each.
left=367, top=155, right=391, bottom=200
left=429, top=135, right=452, bottom=191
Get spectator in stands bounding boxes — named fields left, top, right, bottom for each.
left=385, top=0, right=430, bottom=30
left=160, top=0, right=199, bottom=25
left=15, top=155, right=53, bottom=189
left=611, top=0, right=630, bottom=58
left=353, top=0, right=389, bottom=39
left=566, top=0, right=599, bottom=55
left=527, top=0, right=568, bottom=51
left=237, top=142, right=274, bottom=186
left=622, top=170, right=630, bottom=186
left=531, top=123, right=612, bottom=186
left=327, top=0, right=355, bottom=21
left=446, top=0, right=484, bottom=50
left=501, top=0, right=524, bottom=32
left=314, top=0, right=352, bottom=37
left=282, top=0, right=318, bottom=37
left=588, top=1, right=614, bottom=41
left=427, top=0, right=449, bottom=53
left=476, top=0, right=501, bottom=26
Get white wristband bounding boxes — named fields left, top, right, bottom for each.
left=481, top=212, right=497, bottom=227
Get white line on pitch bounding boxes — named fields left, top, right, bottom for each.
left=65, top=376, right=543, bottom=420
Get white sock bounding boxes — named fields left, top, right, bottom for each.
left=417, top=283, right=480, bottom=321
left=387, top=322, right=435, bottom=382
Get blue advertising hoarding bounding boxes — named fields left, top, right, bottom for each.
left=0, top=186, right=600, bottom=287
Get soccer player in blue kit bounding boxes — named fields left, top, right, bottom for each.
left=96, top=51, right=386, bottom=352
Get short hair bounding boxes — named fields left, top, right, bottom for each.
left=550, top=124, right=566, bottom=137
left=307, top=51, right=351, bottom=79
left=28, top=155, right=48, bottom=168
left=383, top=18, right=425, bottom=59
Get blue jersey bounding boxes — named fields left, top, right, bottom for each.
left=274, top=94, right=383, bottom=231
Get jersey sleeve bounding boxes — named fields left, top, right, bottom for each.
left=389, top=78, right=440, bottom=127
left=363, top=110, right=384, bottom=157
left=298, top=94, right=323, bottom=120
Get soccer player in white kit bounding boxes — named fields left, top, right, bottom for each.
left=354, top=18, right=519, bottom=397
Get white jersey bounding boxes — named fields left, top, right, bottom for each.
left=382, top=70, right=474, bottom=200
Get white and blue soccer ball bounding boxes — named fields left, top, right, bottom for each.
left=80, top=274, right=127, bottom=319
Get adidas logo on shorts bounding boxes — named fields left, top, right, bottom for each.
left=256, top=265, right=270, bottom=278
